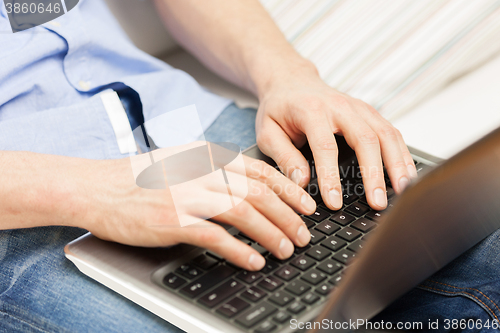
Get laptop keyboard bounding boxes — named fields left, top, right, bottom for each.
left=157, top=161, right=429, bottom=333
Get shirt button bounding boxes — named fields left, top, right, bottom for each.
left=48, top=21, right=61, bottom=27
left=78, top=80, right=91, bottom=91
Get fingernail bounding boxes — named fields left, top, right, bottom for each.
left=329, top=189, right=342, bottom=209
left=297, top=225, right=311, bottom=246
left=248, top=254, right=265, bottom=270
left=408, top=164, right=418, bottom=178
left=301, top=194, right=316, bottom=214
left=399, top=176, right=409, bottom=192
left=291, top=169, right=303, bottom=185
left=279, top=238, right=294, bottom=258
left=373, top=188, right=387, bottom=208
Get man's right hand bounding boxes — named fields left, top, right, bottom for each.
left=77, top=143, right=315, bottom=271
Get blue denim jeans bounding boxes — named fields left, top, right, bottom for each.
left=1, top=103, right=499, bottom=332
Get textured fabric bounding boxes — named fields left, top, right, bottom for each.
left=374, top=228, right=500, bottom=332
left=0, top=0, right=231, bottom=158
left=0, top=104, right=256, bottom=333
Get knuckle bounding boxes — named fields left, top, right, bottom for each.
left=332, top=95, right=351, bottom=109
left=197, top=226, right=224, bottom=245
left=256, top=132, right=271, bottom=147
left=368, top=168, right=385, bottom=180
left=274, top=151, right=296, bottom=170
left=232, top=200, right=251, bottom=218
left=302, top=97, right=324, bottom=112
left=378, top=126, right=398, bottom=140
left=358, top=131, right=379, bottom=146
left=314, top=138, right=339, bottom=153
left=391, top=160, right=408, bottom=170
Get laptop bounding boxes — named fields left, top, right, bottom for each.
left=64, top=126, right=500, bottom=333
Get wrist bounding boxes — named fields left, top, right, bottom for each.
left=249, top=53, right=319, bottom=100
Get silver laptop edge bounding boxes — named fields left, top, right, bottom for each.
left=65, top=131, right=500, bottom=333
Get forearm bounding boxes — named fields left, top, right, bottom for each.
left=154, top=0, right=318, bottom=98
left=0, top=151, right=97, bottom=230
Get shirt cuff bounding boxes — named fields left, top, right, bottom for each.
left=100, top=90, right=137, bottom=154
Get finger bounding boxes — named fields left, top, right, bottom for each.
left=303, top=118, right=343, bottom=210
left=257, top=120, right=310, bottom=188
left=245, top=178, right=311, bottom=247
left=180, top=221, right=266, bottom=271
left=208, top=173, right=311, bottom=249
left=215, top=199, right=298, bottom=260
left=359, top=105, right=411, bottom=194
left=337, top=116, right=387, bottom=210
left=241, top=157, right=316, bottom=215
left=397, top=133, right=418, bottom=180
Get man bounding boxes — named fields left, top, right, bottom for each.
left=1, top=0, right=496, bottom=332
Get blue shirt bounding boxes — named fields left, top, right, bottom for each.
left=0, top=0, right=231, bottom=160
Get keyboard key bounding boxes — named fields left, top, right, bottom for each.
left=191, top=254, right=218, bottom=270
left=216, top=297, right=250, bottom=318
left=285, top=280, right=311, bottom=296
left=359, top=196, right=368, bottom=206
left=351, top=218, right=376, bottom=233
left=301, top=292, right=320, bottom=305
left=260, top=259, right=280, bottom=274
left=241, top=287, right=267, bottom=302
left=274, top=265, right=299, bottom=281
left=236, top=301, right=277, bottom=328
left=180, top=265, right=235, bottom=298
left=307, top=207, right=330, bottom=222
left=206, top=251, right=224, bottom=261
left=255, top=320, right=277, bottom=333
left=238, top=232, right=252, bottom=241
left=329, top=273, right=343, bottom=286
left=353, top=183, right=365, bottom=196
left=272, top=311, right=291, bottom=324
left=294, top=244, right=311, bottom=254
left=345, top=202, right=370, bottom=217
left=315, top=283, right=334, bottom=296
left=198, top=279, right=244, bottom=308
left=336, top=227, right=362, bottom=242
left=306, top=246, right=330, bottom=261
left=176, top=264, right=203, bottom=279
left=251, top=243, right=269, bottom=255
left=330, top=211, right=355, bottom=226
left=332, top=249, right=357, bottom=265
left=234, top=235, right=252, bottom=245
left=236, top=271, right=263, bottom=284
left=301, top=269, right=327, bottom=285
left=386, top=186, right=395, bottom=198
left=162, top=273, right=186, bottom=289
left=258, top=276, right=284, bottom=291
left=315, top=220, right=340, bottom=236
left=309, top=229, right=326, bottom=245
left=347, top=239, right=365, bottom=253
left=316, top=260, right=343, bottom=275
left=287, top=301, right=306, bottom=314
left=290, top=255, right=315, bottom=271
left=415, top=163, right=432, bottom=176
left=365, top=210, right=384, bottom=222
left=301, top=216, right=316, bottom=229
left=268, top=253, right=295, bottom=264
left=268, top=290, right=294, bottom=306
left=320, top=236, right=347, bottom=252
left=342, top=192, right=359, bottom=205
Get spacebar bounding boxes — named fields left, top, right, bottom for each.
left=180, top=265, right=235, bottom=298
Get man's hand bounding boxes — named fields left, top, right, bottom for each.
left=154, top=0, right=417, bottom=211
left=78, top=146, right=315, bottom=271
left=256, top=65, right=418, bottom=211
